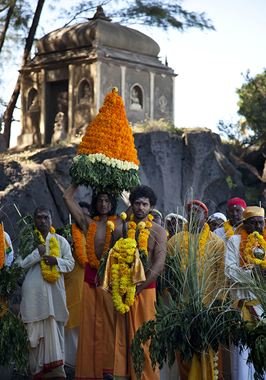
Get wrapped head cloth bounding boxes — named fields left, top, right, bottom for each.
left=243, top=206, right=265, bottom=220
left=227, top=197, right=247, bottom=209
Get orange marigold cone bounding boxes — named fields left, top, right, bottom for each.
left=70, top=88, right=140, bottom=194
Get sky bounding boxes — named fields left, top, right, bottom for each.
left=142, top=0, right=266, bottom=131
left=4, top=0, right=266, bottom=145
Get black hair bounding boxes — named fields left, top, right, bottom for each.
left=78, top=201, right=91, bottom=212
left=34, top=206, right=52, bottom=219
left=90, top=192, right=117, bottom=217
left=129, top=185, right=157, bottom=207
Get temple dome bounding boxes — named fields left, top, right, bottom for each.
left=36, top=17, right=160, bottom=57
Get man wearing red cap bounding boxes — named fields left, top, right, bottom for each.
left=168, top=200, right=226, bottom=379
left=225, top=206, right=266, bottom=380
left=215, top=197, right=247, bottom=241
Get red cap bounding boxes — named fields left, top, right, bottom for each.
left=227, top=197, right=247, bottom=209
left=187, top=200, right=208, bottom=216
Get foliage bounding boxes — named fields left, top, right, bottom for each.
left=239, top=321, right=266, bottom=380
left=64, top=0, right=214, bottom=32
left=17, top=215, right=38, bottom=259
left=56, top=223, right=72, bottom=244
left=70, top=154, right=140, bottom=194
left=217, top=120, right=240, bottom=142
left=132, top=226, right=242, bottom=379
left=236, top=70, right=266, bottom=144
left=0, top=0, right=32, bottom=53
left=0, top=310, right=28, bottom=372
left=0, top=263, right=24, bottom=297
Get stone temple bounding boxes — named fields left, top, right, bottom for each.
left=18, top=7, right=176, bottom=146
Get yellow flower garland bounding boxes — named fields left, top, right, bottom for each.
left=109, top=213, right=154, bottom=314
left=128, top=213, right=154, bottom=255
left=240, top=229, right=266, bottom=268
left=35, top=227, right=61, bottom=283
left=224, top=221, right=234, bottom=239
left=180, top=223, right=210, bottom=268
left=111, top=238, right=137, bottom=314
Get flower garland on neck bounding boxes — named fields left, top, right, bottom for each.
left=180, top=223, right=210, bottom=268
left=85, top=216, right=116, bottom=269
left=35, top=226, right=60, bottom=283
left=128, top=213, right=153, bottom=255
left=0, top=224, right=12, bottom=270
left=239, top=228, right=266, bottom=268
left=223, top=220, right=235, bottom=239
left=107, top=213, right=153, bottom=314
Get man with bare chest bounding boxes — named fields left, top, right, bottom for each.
left=114, top=185, right=167, bottom=380
left=64, top=185, right=120, bottom=380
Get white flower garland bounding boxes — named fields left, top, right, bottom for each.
left=74, top=153, right=139, bottom=171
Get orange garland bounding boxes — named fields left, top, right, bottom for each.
left=71, top=224, right=88, bottom=267
left=86, top=216, right=116, bottom=269
left=0, top=224, right=5, bottom=269
left=78, top=88, right=139, bottom=166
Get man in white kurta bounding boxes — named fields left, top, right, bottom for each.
left=225, top=206, right=265, bottom=380
left=20, top=207, right=74, bottom=379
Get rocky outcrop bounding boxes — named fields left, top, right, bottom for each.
left=0, top=130, right=265, bottom=251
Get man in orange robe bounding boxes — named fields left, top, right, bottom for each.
left=64, top=185, right=121, bottom=380
left=113, top=185, right=167, bottom=380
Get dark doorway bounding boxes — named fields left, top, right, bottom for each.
left=45, top=80, right=68, bottom=144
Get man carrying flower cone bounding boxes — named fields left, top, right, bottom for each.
left=65, top=87, right=141, bottom=380
left=64, top=185, right=122, bottom=380
left=225, top=206, right=266, bottom=380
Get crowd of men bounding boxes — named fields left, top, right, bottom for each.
left=1, top=186, right=265, bottom=380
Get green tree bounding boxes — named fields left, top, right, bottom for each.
left=64, top=0, right=215, bottom=31
left=237, top=70, right=266, bottom=144
left=0, top=0, right=32, bottom=55
left=2, top=0, right=46, bottom=147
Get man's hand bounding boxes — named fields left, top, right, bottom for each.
left=38, top=244, right=46, bottom=256
left=43, top=255, right=58, bottom=266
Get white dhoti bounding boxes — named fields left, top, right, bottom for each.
left=26, top=316, right=65, bottom=378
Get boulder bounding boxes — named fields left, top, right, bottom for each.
left=0, top=130, right=264, bottom=253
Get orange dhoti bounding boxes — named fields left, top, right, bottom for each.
left=75, top=265, right=115, bottom=380
left=114, top=285, right=159, bottom=380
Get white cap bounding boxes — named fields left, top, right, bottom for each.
left=208, top=212, right=227, bottom=222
